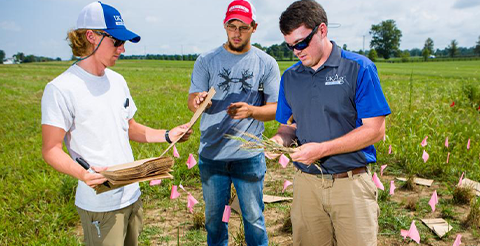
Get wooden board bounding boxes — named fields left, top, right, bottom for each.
left=421, top=218, right=452, bottom=238
left=160, top=87, right=216, bottom=157
left=396, top=177, right=434, bottom=187
left=95, top=173, right=174, bottom=194
left=230, top=194, right=293, bottom=215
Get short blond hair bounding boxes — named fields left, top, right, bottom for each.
left=67, top=29, right=96, bottom=57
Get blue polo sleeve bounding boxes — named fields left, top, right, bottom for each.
left=275, top=76, right=292, bottom=124
left=355, top=64, right=391, bottom=119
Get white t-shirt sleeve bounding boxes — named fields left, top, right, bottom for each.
left=41, top=83, right=74, bottom=132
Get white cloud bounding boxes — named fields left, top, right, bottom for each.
left=453, top=0, right=480, bottom=9
left=145, top=16, right=159, bottom=23
left=0, top=21, right=21, bottom=32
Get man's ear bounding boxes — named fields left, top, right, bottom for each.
left=85, top=30, right=96, bottom=44
left=252, top=23, right=258, bottom=33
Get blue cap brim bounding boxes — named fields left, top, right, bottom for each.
left=105, top=28, right=141, bottom=43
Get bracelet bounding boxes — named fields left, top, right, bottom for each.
left=165, top=130, right=172, bottom=144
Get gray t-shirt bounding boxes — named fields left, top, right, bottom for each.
left=189, top=46, right=280, bottom=161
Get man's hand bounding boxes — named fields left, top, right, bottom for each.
left=227, top=102, right=253, bottom=119
left=81, top=166, right=108, bottom=188
left=265, top=136, right=283, bottom=160
left=169, top=123, right=193, bottom=142
left=193, top=92, right=211, bottom=109
left=290, top=142, right=323, bottom=165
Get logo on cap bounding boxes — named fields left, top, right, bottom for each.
left=113, top=15, right=124, bottom=26
left=229, top=5, right=249, bottom=13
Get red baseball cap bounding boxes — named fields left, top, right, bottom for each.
left=224, top=0, right=257, bottom=24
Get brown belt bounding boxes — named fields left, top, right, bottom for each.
left=311, top=166, right=367, bottom=179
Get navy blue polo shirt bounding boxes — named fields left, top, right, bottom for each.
left=276, top=41, right=391, bottom=174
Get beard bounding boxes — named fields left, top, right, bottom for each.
left=227, top=38, right=250, bottom=53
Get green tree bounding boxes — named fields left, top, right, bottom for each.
left=475, top=36, right=480, bottom=56
left=14, top=52, right=25, bottom=62
left=447, top=39, right=458, bottom=58
left=0, top=50, right=5, bottom=64
left=342, top=44, right=348, bottom=51
left=252, top=43, right=266, bottom=51
left=368, top=49, right=378, bottom=62
left=424, top=38, right=434, bottom=54
left=400, top=50, right=410, bottom=62
left=421, top=48, right=430, bottom=61
left=369, top=19, right=402, bottom=59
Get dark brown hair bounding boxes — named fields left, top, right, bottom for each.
left=279, top=0, right=328, bottom=35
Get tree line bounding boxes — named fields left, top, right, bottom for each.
left=2, top=20, right=480, bottom=64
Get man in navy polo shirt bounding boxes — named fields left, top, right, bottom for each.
left=269, top=1, right=390, bottom=245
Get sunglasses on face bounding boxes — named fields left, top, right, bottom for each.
left=93, top=31, right=126, bottom=47
left=225, top=24, right=252, bottom=34
left=285, top=25, right=319, bottom=51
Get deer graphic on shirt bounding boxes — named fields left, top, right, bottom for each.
left=217, top=68, right=253, bottom=93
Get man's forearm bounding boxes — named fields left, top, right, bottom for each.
left=272, top=124, right=297, bottom=147
left=250, top=103, right=277, bottom=122
left=128, top=119, right=167, bottom=143
left=42, top=146, right=86, bottom=180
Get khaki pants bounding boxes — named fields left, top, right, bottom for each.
left=77, top=199, right=143, bottom=246
left=291, top=170, right=379, bottom=246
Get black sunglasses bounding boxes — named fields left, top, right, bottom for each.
left=285, top=25, right=319, bottom=51
left=93, top=31, right=126, bottom=47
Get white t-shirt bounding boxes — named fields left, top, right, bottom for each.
left=41, top=64, right=140, bottom=212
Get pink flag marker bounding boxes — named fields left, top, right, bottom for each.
left=279, top=154, right=290, bottom=168
left=388, top=145, right=392, bottom=154
left=421, top=136, right=428, bottom=147
left=372, top=173, right=384, bottom=190
left=453, top=234, right=462, bottom=246
left=170, top=185, right=180, bottom=199
left=179, top=184, right=186, bottom=192
left=450, top=101, right=455, bottom=107
left=467, top=139, right=471, bottom=150
left=380, top=164, right=387, bottom=176
left=282, top=180, right=293, bottom=193
left=445, top=137, right=449, bottom=148
left=149, top=179, right=162, bottom=186
left=383, top=134, right=386, bottom=142
left=222, top=205, right=231, bottom=223
left=401, top=220, right=421, bottom=244
left=187, top=193, right=199, bottom=213
left=173, top=145, right=180, bottom=158
left=458, top=172, right=465, bottom=187
left=389, top=180, right=396, bottom=195
left=186, top=154, right=197, bottom=169
left=447, top=152, right=450, bottom=164
left=422, top=150, right=429, bottom=163
left=428, top=190, right=438, bottom=212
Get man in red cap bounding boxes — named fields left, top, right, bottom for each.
left=188, top=0, right=280, bottom=245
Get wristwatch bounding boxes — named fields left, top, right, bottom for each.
left=165, top=130, right=172, bottom=144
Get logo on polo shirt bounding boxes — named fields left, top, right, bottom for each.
left=325, top=74, right=346, bottom=85
left=113, top=15, right=124, bottom=26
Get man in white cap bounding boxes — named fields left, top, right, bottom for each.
left=41, top=2, right=191, bottom=245
left=187, top=0, right=280, bottom=245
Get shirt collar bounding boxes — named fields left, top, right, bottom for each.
left=294, top=40, right=341, bottom=73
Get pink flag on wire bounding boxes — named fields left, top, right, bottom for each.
left=149, top=180, right=162, bottom=186
left=279, top=154, right=290, bottom=168
left=187, top=154, right=197, bottom=169
left=421, top=136, right=428, bottom=147
left=428, top=190, right=438, bottom=212
left=453, top=234, right=462, bottom=246
left=450, top=101, right=455, bottom=107
left=422, top=150, right=429, bottom=163
left=383, top=134, right=386, bottom=142
left=187, top=193, right=199, bottom=213
left=388, top=145, right=392, bottom=154
left=401, top=220, right=421, bottom=244
left=447, top=152, right=450, bottom=164
left=282, top=180, right=293, bottom=193
left=389, top=180, right=396, bottom=195
left=381, top=164, right=387, bottom=176
left=170, top=185, right=180, bottom=199
left=467, top=139, right=471, bottom=150
left=458, top=172, right=465, bottom=187
left=222, top=205, right=231, bottom=223
left=372, top=173, right=384, bottom=190
left=173, top=145, right=180, bottom=158
left=179, top=184, right=186, bottom=192
left=445, top=137, right=449, bottom=148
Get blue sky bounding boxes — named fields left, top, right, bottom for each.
left=1, top=0, right=479, bottom=60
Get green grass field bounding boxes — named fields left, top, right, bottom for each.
left=1, top=60, right=479, bottom=245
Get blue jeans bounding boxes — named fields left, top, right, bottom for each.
left=199, top=153, right=268, bottom=246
